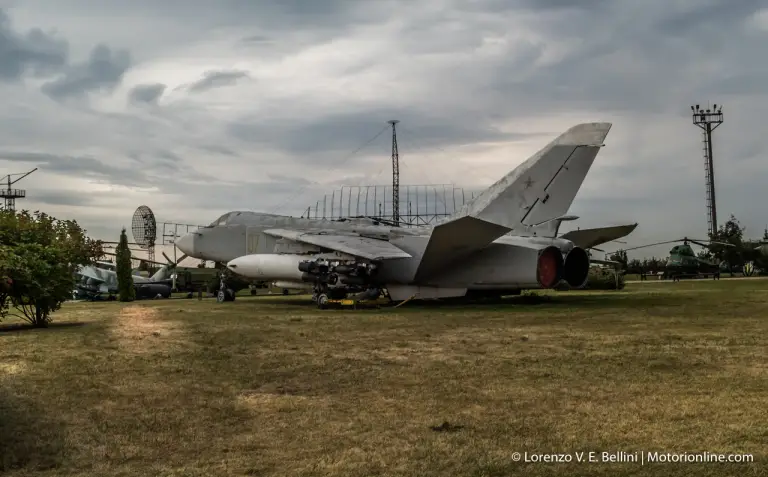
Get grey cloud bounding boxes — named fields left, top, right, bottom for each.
left=227, top=109, right=546, bottom=163
left=240, top=34, right=272, bottom=45
left=0, top=150, right=212, bottom=189
left=0, top=149, right=310, bottom=219
left=3, top=1, right=768, bottom=251
left=45, top=0, right=391, bottom=52
left=167, top=179, right=323, bottom=217
left=198, top=144, right=238, bottom=156
left=128, top=83, right=165, bottom=104
left=267, top=173, right=312, bottom=186
left=0, top=7, right=68, bottom=81
left=187, top=70, right=249, bottom=93
left=655, top=0, right=764, bottom=35
left=2, top=151, right=148, bottom=186
left=478, top=0, right=611, bottom=12
left=226, top=0, right=382, bottom=31
left=32, top=190, right=100, bottom=207
left=41, top=44, right=131, bottom=100
left=128, top=149, right=186, bottom=176
left=476, top=1, right=768, bottom=117
left=708, top=73, right=766, bottom=96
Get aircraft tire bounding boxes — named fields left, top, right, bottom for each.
left=217, top=290, right=226, bottom=302
left=317, top=293, right=329, bottom=309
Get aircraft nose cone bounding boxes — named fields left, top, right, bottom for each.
left=175, top=233, right=195, bottom=256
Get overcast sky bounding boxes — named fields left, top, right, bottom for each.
left=1, top=0, right=766, bottom=262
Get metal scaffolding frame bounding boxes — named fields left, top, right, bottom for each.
left=301, top=184, right=474, bottom=226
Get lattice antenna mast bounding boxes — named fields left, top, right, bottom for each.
left=691, top=103, right=723, bottom=237
left=388, top=120, right=400, bottom=226
left=1, top=167, right=37, bottom=211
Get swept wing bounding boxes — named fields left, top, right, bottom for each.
left=262, top=229, right=411, bottom=261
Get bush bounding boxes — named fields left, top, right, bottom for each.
left=0, top=210, right=102, bottom=327
left=583, top=267, right=625, bottom=290
left=1, top=271, right=11, bottom=321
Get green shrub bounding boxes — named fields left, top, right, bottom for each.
left=583, top=267, right=625, bottom=290
left=0, top=210, right=103, bottom=327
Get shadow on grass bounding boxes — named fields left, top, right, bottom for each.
left=0, top=322, right=88, bottom=334
left=221, top=286, right=719, bottom=313
left=240, top=291, right=628, bottom=310
left=0, top=387, right=66, bottom=471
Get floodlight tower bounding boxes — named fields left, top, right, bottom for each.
left=388, top=120, right=400, bottom=226
left=1, top=168, right=38, bottom=211
left=691, top=104, right=723, bottom=236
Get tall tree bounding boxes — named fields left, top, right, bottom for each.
left=115, top=228, right=135, bottom=302
left=709, top=214, right=745, bottom=274
left=0, top=209, right=103, bottom=327
left=627, top=259, right=642, bottom=274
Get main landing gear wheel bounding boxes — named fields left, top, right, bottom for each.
left=317, top=293, right=329, bottom=310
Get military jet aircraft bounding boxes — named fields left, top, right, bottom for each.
left=73, top=252, right=187, bottom=300
left=174, top=122, right=637, bottom=307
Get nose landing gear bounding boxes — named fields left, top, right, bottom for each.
left=217, top=270, right=236, bottom=302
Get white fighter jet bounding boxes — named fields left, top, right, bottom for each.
left=175, top=123, right=637, bottom=307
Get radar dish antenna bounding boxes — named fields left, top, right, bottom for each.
left=132, top=205, right=157, bottom=265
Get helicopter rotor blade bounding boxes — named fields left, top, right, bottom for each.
left=161, top=251, right=189, bottom=267
left=687, top=239, right=735, bottom=248
left=101, top=250, right=166, bottom=266
left=622, top=240, right=686, bottom=252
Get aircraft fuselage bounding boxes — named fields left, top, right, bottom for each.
left=174, top=213, right=586, bottom=300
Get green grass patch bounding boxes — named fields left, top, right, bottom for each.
left=1, top=279, right=766, bottom=476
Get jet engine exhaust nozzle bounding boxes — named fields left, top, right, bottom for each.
left=537, top=246, right=564, bottom=288
left=563, top=247, right=590, bottom=288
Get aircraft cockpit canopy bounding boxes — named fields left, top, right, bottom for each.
left=210, top=212, right=232, bottom=226
left=208, top=211, right=279, bottom=227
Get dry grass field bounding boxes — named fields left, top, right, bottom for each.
left=1, top=279, right=767, bottom=476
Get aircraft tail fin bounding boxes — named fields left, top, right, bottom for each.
left=414, top=123, right=612, bottom=281
left=149, top=267, right=169, bottom=282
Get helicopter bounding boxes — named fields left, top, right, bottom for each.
left=621, top=237, right=735, bottom=280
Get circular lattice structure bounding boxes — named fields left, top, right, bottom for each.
left=132, top=205, right=157, bottom=249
